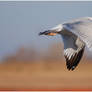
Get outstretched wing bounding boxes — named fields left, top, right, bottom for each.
left=61, top=30, right=85, bottom=70
left=63, top=17, right=92, bottom=50
left=64, top=47, right=85, bottom=70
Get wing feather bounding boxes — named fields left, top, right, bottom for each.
left=63, top=17, right=92, bottom=50
left=62, top=29, right=85, bottom=70
left=64, top=46, right=85, bottom=70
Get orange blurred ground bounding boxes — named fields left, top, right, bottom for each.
left=0, top=59, right=92, bottom=91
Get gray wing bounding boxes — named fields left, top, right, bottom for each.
left=63, top=17, right=92, bottom=50
left=62, top=31, right=85, bottom=70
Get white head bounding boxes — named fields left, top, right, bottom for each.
left=51, top=24, right=63, bottom=32
left=39, top=24, right=63, bottom=36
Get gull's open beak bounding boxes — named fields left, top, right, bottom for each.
left=39, top=30, right=57, bottom=36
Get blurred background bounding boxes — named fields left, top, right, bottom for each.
left=0, top=1, right=92, bottom=90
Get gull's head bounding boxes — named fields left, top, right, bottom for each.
left=39, top=24, right=63, bottom=36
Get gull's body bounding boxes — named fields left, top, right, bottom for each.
left=39, top=17, right=92, bottom=70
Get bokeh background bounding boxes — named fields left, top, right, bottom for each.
left=0, top=1, right=92, bottom=90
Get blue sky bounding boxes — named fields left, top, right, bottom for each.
left=0, top=1, right=92, bottom=59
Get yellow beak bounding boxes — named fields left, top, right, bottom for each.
left=47, top=32, right=57, bottom=36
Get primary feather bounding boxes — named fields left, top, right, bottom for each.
left=61, top=29, right=85, bottom=70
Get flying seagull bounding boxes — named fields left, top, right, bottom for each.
left=39, top=17, right=92, bottom=70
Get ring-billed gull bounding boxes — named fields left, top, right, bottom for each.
left=39, top=17, right=92, bottom=70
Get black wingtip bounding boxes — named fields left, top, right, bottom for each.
left=65, top=46, right=85, bottom=71
left=67, top=66, right=76, bottom=71
left=38, top=30, right=50, bottom=36
left=38, top=32, right=43, bottom=36
left=39, top=32, right=46, bottom=36
left=38, top=31, right=47, bottom=36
